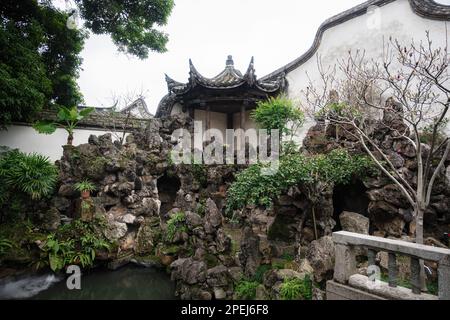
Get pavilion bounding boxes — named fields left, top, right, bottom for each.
left=156, top=56, right=286, bottom=149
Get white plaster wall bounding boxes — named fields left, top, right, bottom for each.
left=0, top=125, right=124, bottom=162
left=285, top=0, right=450, bottom=141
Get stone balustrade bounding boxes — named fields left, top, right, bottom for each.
left=332, top=231, right=450, bottom=300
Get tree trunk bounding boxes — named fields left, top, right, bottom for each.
left=67, top=132, right=74, bottom=145
left=312, top=205, right=318, bottom=240
left=415, top=206, right=427, bottom=292
left=295, top=213, right=307, bottom=262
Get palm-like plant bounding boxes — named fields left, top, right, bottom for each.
left=33, top=106, right=94, bottom=145
left=0, top=238, right=13, bottom=256
left=0, top=150, right=57, bottom=201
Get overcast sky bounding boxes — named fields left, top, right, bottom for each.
left=70, top=0, right=450, bottom=114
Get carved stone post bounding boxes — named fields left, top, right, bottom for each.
left=410, top=257, right=421, bottom=294
left=388, top=252, right=398, bottom=288
left=368, top=249, right=377, bottom=267
left=333, top=242, right=356, bottom=284
left=438, top=256, right=450, bottom=300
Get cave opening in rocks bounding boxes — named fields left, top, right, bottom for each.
left=157, top=173, right=181, bottom=217
left=332, top=180, right=369, bottom=231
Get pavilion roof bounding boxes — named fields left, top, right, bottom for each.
left=156, top=56, right=285, bottom=117
left=166, top=56, right=285, bottom=94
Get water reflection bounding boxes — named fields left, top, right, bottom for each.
left=0, top=266, right=175, bottom=300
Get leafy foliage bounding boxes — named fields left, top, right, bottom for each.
left=252, top=264, right=272, bottom=284
left=41, top=219, right=111, bottom=272
left=0, top=0, right=174, bottom=128
left=165, top=212, right=187, bottom=242
left=251, top=96, right=304, bottom=138
left=379, top=271, right=438, bottom=296
left=74, top=0, right=175, bottom=59
left=0, top=150, right=57, bottom=204
left=226, top=149, right=374, bottom=214
left=192, top=162, right=207, bottom=187
left=280, top=275, right=313, bottom=300
left=0, top=238, right=12, bottom=256
left=0, top=0, right=86, bottom=128
left=308, top=148, right=375, bottom=185
left=42, top=234, right=75, bottom=272
left=235, top=280, right=259, bottom=300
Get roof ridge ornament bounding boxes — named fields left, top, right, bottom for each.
left=157, top=56, right=285, bottom=117
left=244, top=56, right=256, bottom=86
left=226, top=55, right=234, bottom=67
left=188, top=59, right=201, bottom=86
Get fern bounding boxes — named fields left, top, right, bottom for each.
left=165, top=212, right=187, bottom=242
left=235, top=280, right=259, bottom=300
left=280, top=275, right=313, bottom=300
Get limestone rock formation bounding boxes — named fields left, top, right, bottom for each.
left=306, top=236, right=335, bottom=282
left=339, top=211, right=370, bottom=235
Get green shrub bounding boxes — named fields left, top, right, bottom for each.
left=0, top=150, right=57, bottom=202
left=280, top=275, right=313, bottom=300
left=226, top=149, right=374, bottom=214
left=235, top=280, right=259, bottom=300
left=272, top=261, right=285, bottom=270
left=41, top=219, right=112, bottom=272
left=42, top=234, right=76, bottom=272
left=165, top=212, right=187, bottom=242
left=380, top=272, right=438, bottom=296
left=281, top=253, right=295, bottom=262
left=252, top=264, right=272, bottom=284
left=251, top=96, right=304, bottom=138
left=192, top=163, right=207, bottom=187
left=196, top=198, right=206, bottom=217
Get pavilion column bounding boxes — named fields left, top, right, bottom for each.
left=227, top=113, right=233, bottom=130
left=188, top=106, right=195, bottom=152
left=205, top=104, right=211, bottom=143
left=240, top=103, right=246, bottom=150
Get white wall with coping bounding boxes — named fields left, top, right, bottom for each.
left=284, top=0, right=450, bottom=142
left=0, top=125, right=124, bottom=162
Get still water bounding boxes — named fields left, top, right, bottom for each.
left=0, top=266, right=176, bottom=300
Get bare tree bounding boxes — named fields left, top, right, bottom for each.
left=303, top=33, right=450, bottom=290
left=102, top=88, right=150, bottom=145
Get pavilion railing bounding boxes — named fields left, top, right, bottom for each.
left=332, top=231, right=450, bottom=300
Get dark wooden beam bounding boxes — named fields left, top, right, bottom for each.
left=188, top=106, right=194, bottom=119
left=227, top=113, right=234, bottom=130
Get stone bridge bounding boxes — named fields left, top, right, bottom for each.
left=326, top=231, right=450, bottom=300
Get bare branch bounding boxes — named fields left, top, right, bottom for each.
left=426, top=140, right=450, bottom=206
